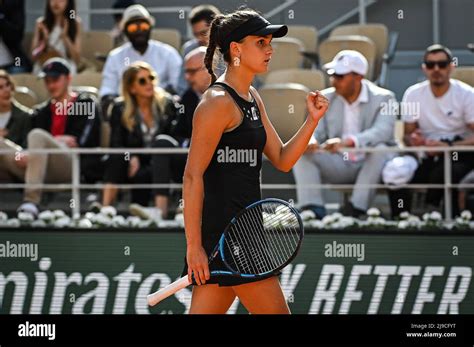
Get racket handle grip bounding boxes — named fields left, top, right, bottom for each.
left=147, top=275, right=191, bottom=306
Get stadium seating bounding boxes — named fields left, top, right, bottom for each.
left=14, top=86, right=37, bottom=108
left=151, top=29, right=182, bottom=51
left=451, top=66, right=474, bottom=87
left=72, top=71, right=103, bottom=90
left=318, top=35, right=377, bottom=81
left=264, top=68, right=326, bottom=91
left=287, top=25, right=319, bottom=68
left=258, top=83, right=310, bottom=143
left=81, top=31, right=114, bottom=71
left=11, top=73, right=49, bottom=103
left=330, top=23, right=388, bottom=80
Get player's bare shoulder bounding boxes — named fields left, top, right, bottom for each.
left=196, top=87, right=234, bottom=119
left=193, top=85, right=237, bottom=127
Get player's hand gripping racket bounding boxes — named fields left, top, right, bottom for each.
left=147, top=198, right=304, bottom=306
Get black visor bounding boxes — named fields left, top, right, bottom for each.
left=220, top=15, right=288, bottom=53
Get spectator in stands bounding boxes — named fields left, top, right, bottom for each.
left=0, top=0, right=32, bottom=73
left=100, top=4, right=183, bottom=106
left=388, top=44, right=474, bottom=217
left=293, top=50, right=396, bottom=218
left=31, top=0, right=82, bottom=75
left=174, top=46, right=211, bottom=146
left=0, top=70, right=33, bottom=182
left=178, top=5, right=222, bottom=94
left=110, top=0, right=136, bottom=48
left=17, top=58, right=101, bottom=217
left=102, top=62, right=181, bottom=220
left=182, top=5, right=220, bottom=57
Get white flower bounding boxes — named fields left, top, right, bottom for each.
left=339, top=216, right=355, bottom=228
left=367, top=207, right=381, bottom=217
left=38, top=210, right=55, bottom=223
left=53, top=209, right=66, bottom=219
left=313, top=220, right=325, bottom=229
left=407, top=215, right=421, bottom=227
left=455, top=217, right=467, bottom=225
left=430, top=211, right=442, bottom=221
left=300, top=210, right=316, bottom=221
left=398, top=220, right=409, bottom=229
left=18, top=212, right=35, bottom=224
left=127, top=216, right=141, bottom=228
left=78, top=218, right=93, bottom=228
left=399, top=211, right=410, bottom=219
left=322, top=215, right=335, bottom=225
left=157, top=220, right=180, bottom=228
left=31, top=219, right=47, bottom=228
left=460, top=210, right=472, bottom=221
left=138, top=219, right=155, bottom=228
left=174, top=213, right=184, bottom=226
left=54, top=216, right=71, bottom=228
left=112, top=215, right=126, bottom=228
left=100, top=206, right=117, bottom=218
left=84, top=212, right=97, bottom=224
left=0, top=211, right=8, bottom=222
left=94, top=214, right=112, bottom=227
left=367, top=216, right=385, bottom=225
left=422, top=213, right=430, bottom=221
left=6, top=218, right=20, bottom=227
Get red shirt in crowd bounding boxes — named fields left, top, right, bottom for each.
left=50, top=94, right=77, bottom=136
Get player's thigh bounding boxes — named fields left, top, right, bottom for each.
left=232, top=276, right=290, bottom=314
left=189, top=284, right=236, bottom=314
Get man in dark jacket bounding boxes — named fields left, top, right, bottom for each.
left=0, top=0, right=32, bottom=73
left=17, top=58, right=101, bottom=217
left=0, top=69, right=33, bottom=182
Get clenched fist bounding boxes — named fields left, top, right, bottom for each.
left=306, top=91, right=329, bottom=123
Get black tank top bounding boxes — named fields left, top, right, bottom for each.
left=201, top=82, right=267, bottom=251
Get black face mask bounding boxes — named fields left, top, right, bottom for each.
left=126, top=30, right=151, bottom=52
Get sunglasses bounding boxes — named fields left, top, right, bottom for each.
left=424, top=60, right=451, bottom=69
left=137, top=75, right=155, bottom=86
left=127, top=22, right=151, bottom=33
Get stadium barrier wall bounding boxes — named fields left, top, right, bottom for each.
left=0, top=229, right=472, bottom=314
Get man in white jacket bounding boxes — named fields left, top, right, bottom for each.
left=293, top=50, right=397, bottom=218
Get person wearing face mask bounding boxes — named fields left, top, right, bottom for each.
left=99, top=4, right=183, bottom=108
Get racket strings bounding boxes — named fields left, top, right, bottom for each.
left=223, top=202, right=302, bottom=275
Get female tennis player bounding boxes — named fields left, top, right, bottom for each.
left=182, top=8, right=329, bottom=314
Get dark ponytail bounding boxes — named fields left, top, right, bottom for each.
left=204, top=8, right=261, bottom=86
left=204, top=15, right=222, bottom=85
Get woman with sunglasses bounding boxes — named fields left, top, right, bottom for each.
left=182, top=8, right=329, bottom=314
left=102, top=61, right=184, bottom=219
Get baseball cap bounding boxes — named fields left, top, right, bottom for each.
left=220, top=15, right=288, bottom=54
left=323, top=50, right=369, bottom=76
left=120, top=4, right=155, bottom=29
left=38, top=58, right=71, bottom=79
left=382, top=155, right=419, bottom=187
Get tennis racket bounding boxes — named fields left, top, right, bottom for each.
left=147, top=198, right=304, bottom=306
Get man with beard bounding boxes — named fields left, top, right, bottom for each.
left=388, top=44, right=474, bottom=217
left=100, top=4, right=182, bottom=105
